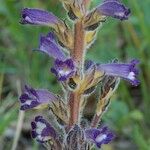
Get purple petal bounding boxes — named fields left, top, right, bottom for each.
left=31, top=130, right=37, bottom=138
left=31, top=122, right=36, bottom=129
left=85, top=126, right=115, bottom=148
left=51, top=58, right=76, bottom=81
left=35, top=116, right=43, bottom=122
left=96, top=59, right=140, bottom=86
left=96, top=1, right=131, bottom=20
left=20, top=8, right=59, bottom=26
left=20, top=102, right=38, bottom=110
left=36, top=89, right=57, bottom=103
left=19, top=94, right=29, bottom=103
left=19, top=85, right=58, bottom=110
left=31, top=116, right=57, bottom=142
left=46, top=32, right=57, bottom=42
left=38, top=32, right=66, bottom=60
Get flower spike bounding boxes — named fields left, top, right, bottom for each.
left=19, top=85, right=58, bottom=110
left=31, top=116, right=57, bottom=143
left=19, top=1, right=140, bottom=149
left=96, top=59, right=140, bottom=86
left=20, top=8, right=59, bottom=26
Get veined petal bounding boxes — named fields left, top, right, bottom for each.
left=51, top=58, right=76, bottom=81
left=19, top=85, right=58, bottom=110
left=97, top=59, right=140, bottom=86
left=31, top=116, right=57, bottom=143
left=20, top=8, right=59, bottom=26
left=96, top=1, right=131, bottom=20
left=38, top=32, right=66, bottom=60
left=85, top=126, right=115, bottom=148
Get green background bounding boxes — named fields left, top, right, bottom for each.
left=0, top=0, right=150, bottom=149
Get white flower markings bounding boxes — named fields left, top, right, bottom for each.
left=31, top=116, right=57, bottom=143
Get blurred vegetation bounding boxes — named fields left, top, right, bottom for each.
left=0, top=0, right=150, bottom=150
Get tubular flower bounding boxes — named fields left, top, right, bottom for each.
left=20, top=8, right=59, bottom=26
left=31, top=116, right=57, bottom=143
left=85, top=126, right=115, bottom=148
left=96, top=0, right=131, bottom=20
left=19, top=85, right=58, bottom=110
left=84, top=0, right=131, bottom=31
left=38, top=32, right=76, bottom=81
left=96, top=59, right=140, bottom=86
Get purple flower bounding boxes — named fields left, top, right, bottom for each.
left=97, top=59, right=140, bottom=86
left=19, top=85, right=58, bottom=110
left=20, top=8, right=59, bottom=26
left=51, top=59, right=76, bottom=81
left=31, top=116, right=57, bottom=143
left=85, top=126, right=115, bottom=148
left=37, top=32, right=76, bottom=81
left=38, top=32, right=66, bottom=60
left=96, top=0, right=131, bottom=20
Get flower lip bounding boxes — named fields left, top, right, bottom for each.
left=20, top=8, right=59, bottom=25
left=31, top=116, right=57, bottom=143
left=85, top=126, right=115, bottom=148
left=19, top=85, right=57, bottom=110
left=51, top=58, right=76, bottom=81
left=96, top=59, right=140, bottom=86
left=96, top=0, right=131, bottom=20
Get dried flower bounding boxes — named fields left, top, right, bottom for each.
left=64, top=125, right=88, bottom=149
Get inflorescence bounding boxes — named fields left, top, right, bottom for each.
left=19, top=0, right=139, bottom=149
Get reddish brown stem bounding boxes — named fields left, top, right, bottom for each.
left=69, top=92, right=82, bottom=126
left=72, top=20, right=85, bottom=68
left=69, top=20, right=85, bottom=126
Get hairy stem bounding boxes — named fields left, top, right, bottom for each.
left=91, top=114, right=102, bottom=128
left=69, top=92, right=83, bottom=125
left=72, top=20, right=85, bottom=69
left=69, top=20, right=85, bottom=126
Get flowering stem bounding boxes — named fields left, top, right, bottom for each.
left=69, top=20, right=85, bottom=126
left=69, top=92, right=83, bottom=125
left=72, top=20, right=85, bottom=70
